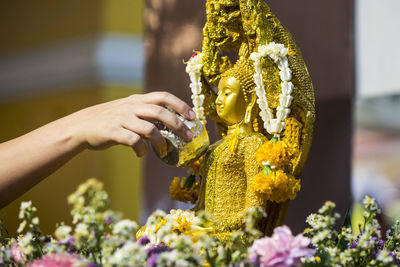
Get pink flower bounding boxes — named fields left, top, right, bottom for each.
left=11, top=244, right=25, bottom=262
left=249, top=226, right=315, bottom=267
left=27, top=254, right=83, bottom=267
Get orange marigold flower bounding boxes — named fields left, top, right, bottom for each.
left=256, top=140, right=293, bottom=168
left=253, top=172, right=272, bottom=196
left=252, top=170, right=301, bottom=203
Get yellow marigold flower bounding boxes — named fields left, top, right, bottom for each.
left=256, top=140, right=293, bottom=168
left=253, top=172, right=272, bottom=196
left=252, top=170, right=301, bottom=203
left=169, top=177, right=200, bottom=204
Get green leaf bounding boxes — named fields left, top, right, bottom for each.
left=183, top=175, right=196, bottom=189
left=263, top=165, right=271, bottom=177
left=342, top=208, right=352, bottom=230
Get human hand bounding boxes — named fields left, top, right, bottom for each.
left=68, top=91, right=195, bottom=157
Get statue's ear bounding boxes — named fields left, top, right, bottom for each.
left=244, top=92, right=257, bottom=124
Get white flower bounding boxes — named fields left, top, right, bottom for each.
left=258, top=45, right=269, bottom=57
left=113, top=219, right=138, bottom=238
left=108, top=241, right=146, bottom=266
left=276, top=107, right=291, bottom=121
left=17, top=221, right=26, bottom=234
left=277, top=57, right=289, bottom=70
left=279, top=68, right=292, bottom=81
left=377, top=250, right=393, bottom=263
left=193, top=107, right=205, bottom=120
left=256, top=98, right=268, bottom=110
left=189, top=82, right=202, bottom=94
left=259, top=109, right=273, bottom=122
left=279, top=94, right=293, bottom=108
left=75, top=223, right=89, bottom=237
left=279, top=47, right=289, bottom=58
left=18, top=232, right=34, bottom=255
left=19, top=201, right=32, bottom=219
left=32, top=217, right=39, bottom=225
left=281, top=81, right=294, bottom=95
left=253, top=73, right=263, bottom=86
left=250, top=51, right=261, bottom=61
left=191, top=94, right=205, bottom=107
left=269, top=119, right=285, bottom=135
left=189, top=71, right=201, bottom=82
left=54, top=225, right=72, bottom=241
left=20, top=201, right=32, bottom=211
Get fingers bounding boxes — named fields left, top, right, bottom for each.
left=133, top=104, right=193, bottom=141
left=123, top=117, right=167, bottom=158
left=131, top=136, right=148, bottom=157
left=113, top=129, right=148, bottom=157
left=138, top=92, right=196, bottom=121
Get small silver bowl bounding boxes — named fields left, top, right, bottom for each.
left=152, top=114, right=209, bottom=167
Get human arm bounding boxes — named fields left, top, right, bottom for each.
left=0, top=91, right=195, bottom=208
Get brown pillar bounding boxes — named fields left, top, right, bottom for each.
left=144, top=0, right=354, bottom=232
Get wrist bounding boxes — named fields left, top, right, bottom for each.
left=51, top=113, right=87, bottom=154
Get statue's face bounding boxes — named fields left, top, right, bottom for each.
left=216, top=76, right=247, bottom=125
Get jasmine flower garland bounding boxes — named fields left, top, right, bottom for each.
left=185, top=53, right=206, bottom=125
left=250, top=42, right=294, bottom=137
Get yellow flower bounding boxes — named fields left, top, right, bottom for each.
left=253, top=172, right=272, bottom=196
left=252, top=170, right=301, bottom=203
left=169, top=177, right=200, bottom=204
left=256, top=140, right=293, bottom=168
left=173, top=214, right=192, bottom=234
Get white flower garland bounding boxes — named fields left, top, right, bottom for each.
left=185, top=53, right=206, bottom=125
left=250, top=42, right=294, bottom=137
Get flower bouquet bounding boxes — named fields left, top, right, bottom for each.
left=1, top=179, right=400, bottom=267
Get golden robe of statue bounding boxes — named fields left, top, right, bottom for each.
left=190, top=0, right=315, bottom=238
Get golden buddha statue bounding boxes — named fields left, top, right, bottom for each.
left=137, top=0, right=315, bottom=242
left=188, top=0, right=315, bottom=238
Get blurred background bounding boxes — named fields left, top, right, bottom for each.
left=0, top=0, right=399, bottom=235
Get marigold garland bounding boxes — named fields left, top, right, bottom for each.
left=252, top=169, right=301, bottom=203
left=255, top=140, right=293, bottom=169
left=169, top=177, right=200, bottom=204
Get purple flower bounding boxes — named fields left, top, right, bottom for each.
left=146, top=244, right=171, bottom=255
left=105, top=216, right=113, bottom=224
left=349, top=241, right=358, bottom=248
left=67, top=236, right=76, bottom=244
left=371, top=237, right=385, bottom=250
left=145, top=244, right=172, bottom=267
left=248, top=226, right=315, bottom=267
left=147, top=253, right=159, bottom=267
left=66, top=245, right=76, bottom=253
left=389, top=252, right=400, bottom=266
left=138, top=236, right=150, bottom=246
